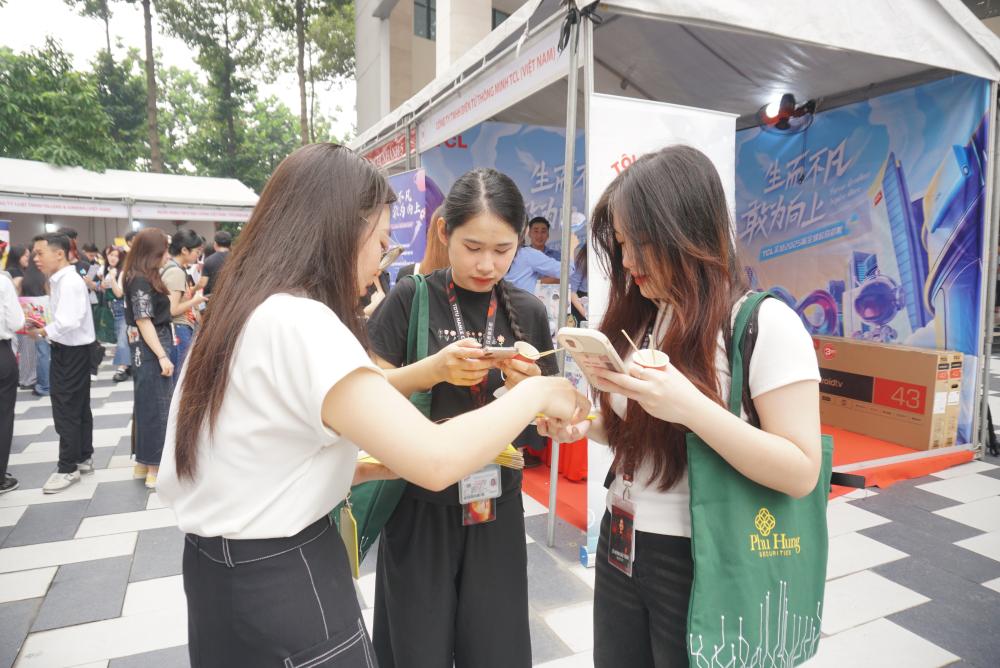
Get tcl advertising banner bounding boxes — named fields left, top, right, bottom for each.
left=735, top=74, right=990, bottom=444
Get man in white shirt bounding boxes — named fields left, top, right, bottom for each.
left=1, top=270, right=25, bottom=494
left=28, top=234, right=97, bottom=494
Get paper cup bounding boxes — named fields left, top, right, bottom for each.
left=633, top=349, right=669, bottom=371
left=513, top=341, right=540, bottom=363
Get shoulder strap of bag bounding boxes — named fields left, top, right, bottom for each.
left=405, top=274, right=429, bottom=365
left=730, top=291, right=865, bottom=489
left=728, top=291, right=771, bottom=416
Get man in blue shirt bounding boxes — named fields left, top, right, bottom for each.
left=505, top=232, right=577, bottom=294
left=528, top=217, right=561, bottom=260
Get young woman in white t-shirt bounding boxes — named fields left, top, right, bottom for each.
left=539, top=145, right=822, bottom=668
left=155, top=144, right=589, bottom=668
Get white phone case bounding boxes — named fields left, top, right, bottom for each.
left=556, top=327, right=627, bottom=389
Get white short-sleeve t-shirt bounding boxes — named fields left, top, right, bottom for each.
left=606, top=296, right=820, bottom=537
left=157, top=294, right=379, bottom=540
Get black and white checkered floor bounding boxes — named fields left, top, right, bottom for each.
left=1, top=354, right=999, bottom=667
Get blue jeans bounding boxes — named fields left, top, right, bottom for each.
left=35, top=337, right=50, bottom=395
left=171, top=323, right=194, bottom=382
left=111, top=301, right=129, bottom=367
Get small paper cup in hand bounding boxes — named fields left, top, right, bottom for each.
left=633, top=349, right=669, bottom=371
left=513, top=341, right=540, bottom=363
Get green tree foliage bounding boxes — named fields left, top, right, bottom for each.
left=92, top=48, right=148, bottom=168
left=156, top=64, right=298, bottom=192
left=266, top=1, right=354, bottom=144
left=158, top=0, right=267, bottom=174
left=0, top=39, right=120, bottom=170
left=309, top=1, right=354, bottom=82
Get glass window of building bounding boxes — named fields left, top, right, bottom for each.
left=492, top=9, right=510, bottom=29
left=415, top=0, right=436, bottom=40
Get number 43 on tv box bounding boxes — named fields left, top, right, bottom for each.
left=812, top=336, right=962, bottom=451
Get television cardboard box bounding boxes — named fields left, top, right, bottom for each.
left=812, top=336, right=962, bottom=450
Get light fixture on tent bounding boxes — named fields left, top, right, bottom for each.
left=44, top=223, right=58, bottom=233
left=758, top=93, right=816, bottom=134
left=131, top=220, right=142, bottom=231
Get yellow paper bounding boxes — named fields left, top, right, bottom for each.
left=338, top=503, right=360, bottom=579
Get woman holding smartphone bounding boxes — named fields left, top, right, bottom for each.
left=367, top=168, right=558, bottom=668
left=156, top=146, right=587, bottom=668
left=539, top=145, right=821, bottom=668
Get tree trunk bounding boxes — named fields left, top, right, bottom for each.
left=222, top=16, right=238, bottom=172
left=103, top=10, right=111, bottom=54
left=296, top=0, right=308, bottom=145
left=142, top=0, right=163, bottom=172
left=307, top=35, right=316, bottom=142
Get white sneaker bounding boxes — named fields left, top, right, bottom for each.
left=78, top=458, right=95, bottom=475
left=43, top=471, right=81, bottom=494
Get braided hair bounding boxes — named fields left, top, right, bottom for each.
left=441, top=168, right=528, bottom=344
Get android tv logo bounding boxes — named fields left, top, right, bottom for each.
left=750, top=508, right=801, bottom=558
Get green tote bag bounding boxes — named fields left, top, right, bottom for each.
left=333, top=274, right=431, bottom=563
left=685, top=291, right=833, bottom=668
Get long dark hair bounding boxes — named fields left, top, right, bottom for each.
left=103, top=246, right=126, bottom=271
left=175, top=143, right=395, bottom=479
left=441, top=168, right=527, bottom=341
left=7, top=245, right=28, bottom=269
left=592, top=145, right=746, bottom=490
left=122, top=228, right=168, bottom=295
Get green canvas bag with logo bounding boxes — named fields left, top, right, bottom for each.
left=685, top=291, right=833, bottom=667
left=332, top=274, right=431, bottom=569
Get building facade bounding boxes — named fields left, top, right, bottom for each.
left=355, top=0, right=526, bottom=134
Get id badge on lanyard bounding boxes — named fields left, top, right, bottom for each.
left=446, top=270, right=502, bottom=525
left=460, top=464, right=501, bottom=526
left=609, top=473, right=636, bottom=577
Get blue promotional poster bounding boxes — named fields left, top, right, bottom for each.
left=419, top=120, right=587, bottom=254
left=735, top=74, right=990, bottom=443
left=387, top=169, right=445, bottom=283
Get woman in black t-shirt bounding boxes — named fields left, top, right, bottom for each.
left=122, top=229, right=174, bottom=489
left=367, top=169, right=555, bottom=668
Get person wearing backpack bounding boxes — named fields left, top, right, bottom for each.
left=539, top=145, right=823, bottom=668
left=366, top=168, right=558, bottom=668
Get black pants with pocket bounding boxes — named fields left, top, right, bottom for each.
left=183, top=516, right=376, bottom=668
left=373, top=493, right=531, bottom=668
left=593, top=511, right=694, bottom=668
left=0, top=339, right=17, bottom=479
left=50, top=341, right=93, bottom=474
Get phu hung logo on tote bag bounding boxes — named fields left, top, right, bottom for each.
left=750, top=508, right=802, bottom=558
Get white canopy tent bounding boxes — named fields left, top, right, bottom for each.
left=0, top=157, right=257, bottom=249
left=352, top=0, right=1000, bottom=544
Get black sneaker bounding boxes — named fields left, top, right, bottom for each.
left=112, top=369, right=129, bottom=383
left=0, top=473, right=18, bottom=495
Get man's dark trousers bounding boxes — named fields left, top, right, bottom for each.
left=0, top=339, right=17, bottom=479
left=50, top=342, right=93, bottom=474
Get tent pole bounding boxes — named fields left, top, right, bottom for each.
left=548, top=3, right=581, bottom=548
left=978, top=82, right=1000, bottom=457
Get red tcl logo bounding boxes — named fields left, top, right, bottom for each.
left=822, top=345, right=837, bottom=360
left=444, top=136, right=468, bottom=149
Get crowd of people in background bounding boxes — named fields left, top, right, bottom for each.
left=0, top=225, right=232, bottom=496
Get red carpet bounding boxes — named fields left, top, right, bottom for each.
left=825, top=425, right=975, bottom=498
left=522, top=463, right=587, bottom=531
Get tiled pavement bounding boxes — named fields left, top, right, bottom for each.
left=1, top=355, right=1000, bottom=667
